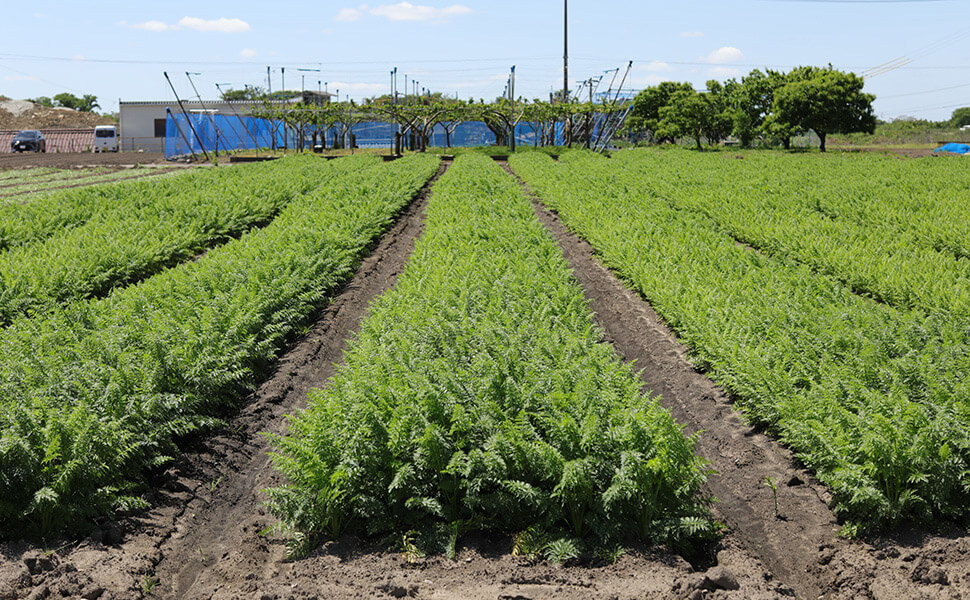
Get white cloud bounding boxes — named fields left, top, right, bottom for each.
left=240, top=48, right=257, bottom=58
left=178, top=17, right=251, bottom=33
left=130, top=20, right=170, bottom=32
left=3, top=75, right=40, bottom=82
left=335, top=7, right=364, bottom=21
left=369, top=2, right=472, bottom=21
left=679, top=31, right=704, bottom=38
left=32, top=12, right=47, bottom=19
left=123, top=16, right=251, bottom=33
left=702, top=46, right=744, bottom=64
left=72, top=54, right=86, bottom=62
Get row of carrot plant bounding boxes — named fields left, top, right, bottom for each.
left=0, top=167, right=111, bottom=188
left=612, top=149, right=970, bottom=317
left=510, top=151, right=970, bottom=534
left=0, top=167, right=174, bottom=202
left=0, top=156, right=333, bottom=325
left=0, top=153, right=440, bottom=535
left=268, top=154, right=715, bottom=557
left=0, top=164, right=263, bottom=251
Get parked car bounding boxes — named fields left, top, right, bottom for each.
left=10, top=130, right=46, bottom=153
left=93, top=125, right=119, bottom=152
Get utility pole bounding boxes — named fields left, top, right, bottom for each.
left=510, top=65, right=516, bottom=152
left=281, top=67, right=285, bottom=97
left=267, top=66, right=272, bottom=95
left=563, top=0, right=568, bottom=102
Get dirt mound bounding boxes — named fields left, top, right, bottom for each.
left=0, top=101, right=115, bottom=130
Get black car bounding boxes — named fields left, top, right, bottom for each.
left=11, top=130, right=46, bottom=153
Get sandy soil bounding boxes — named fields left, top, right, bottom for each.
left=0, top=161, right=966, bottom=600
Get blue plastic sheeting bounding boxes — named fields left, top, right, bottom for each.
left=164, top=110, right=595, bottom=157
left=165, top=111, right=297, bottom=158
left=936, top=143, right=970, bottom=154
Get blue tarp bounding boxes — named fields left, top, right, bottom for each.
left=935, top=143, right=970, bottom=154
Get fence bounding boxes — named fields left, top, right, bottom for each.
left=0, top=129, right=98, bottom=154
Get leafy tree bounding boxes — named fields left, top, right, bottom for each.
left=773, top=68, right=875, bottom=151
left=950, top=107, right=970, bottom=128
left=220, top=86, right=266, bottom=102
left=702, top=81, right=735, bottom=146
left=52, top=93, right=100, bottom=112
left=722, top=70, right=783, bottom=147
left=30, top=96, right=55, bottom=107
left=627, top=81, right=694, bottom=142
left=657, top=87, right=706, bottom=149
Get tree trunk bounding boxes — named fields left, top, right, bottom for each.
left=783, top=137, right=791, bottom=150
left=818, top=131, right=827, bottom=152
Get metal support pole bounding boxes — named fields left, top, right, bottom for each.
left=185, top=72, right=221, bottom=156
left=163, top=71, right=210, bottom=161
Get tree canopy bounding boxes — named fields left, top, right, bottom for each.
left=772, top=68, right=875, bottom=151
left=626, top=65, right=876, bottom=151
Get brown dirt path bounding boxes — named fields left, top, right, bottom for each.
left=0, top=152, right=167, bottom=169
left=505, top=163, right=970, bottom=600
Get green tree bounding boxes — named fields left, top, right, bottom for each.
left=30, top=96, right=54, bottom=107
left=219, top=86, right=266, bottom=102
left=702, top=81, right=735, bottom=146
left=950, top=107, right=970, bottom=128
left=723, top=70, right=782, bottom=147
left=52, top=93, right=100, bottom=112
left=657, top=87, right=706, bottom=149
left=772, top=68, right=875, bottom=152
left=627, top=81, right=694, bottom=143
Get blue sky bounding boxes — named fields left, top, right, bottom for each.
left=3, top=1, right=970, bottom=120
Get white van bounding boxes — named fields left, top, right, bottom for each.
left=93, top=125, right=119, bottom=152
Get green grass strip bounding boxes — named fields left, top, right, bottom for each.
left=268, top=154, right=714, bottom=558
left=0, top=153, right=440, bottom=536
left=510, top=151, right=970, bottom=534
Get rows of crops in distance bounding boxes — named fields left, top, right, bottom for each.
left=0, top=167, right=112, bottom=188
left=509, top=151, right=970, bottom=534
left=0, top=153, right=440, bottom=535
left=269, top=153, right=715, bottom=560
left=0, top=165, right=254, bottom=252
left=0, top=168, right=174, bottom=201
left=0, top=167, right=61, bottom=183
left=0, top=157, right=333, bottom=326
left=612, top=149, right=970, bottom=317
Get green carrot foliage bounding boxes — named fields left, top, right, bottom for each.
left=510, top=150, right=970, bottom=532
left=268, top=154, right=714, bottom=553
left=0, top=154, right=440, bottom=535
